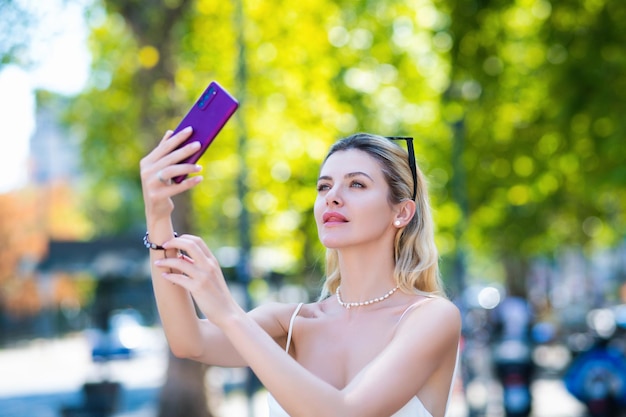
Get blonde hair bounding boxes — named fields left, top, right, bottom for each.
left=319, top=133, right=444, bottom=299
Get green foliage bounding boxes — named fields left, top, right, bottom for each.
left=0, top=0, right=36, bottom=66
left=65, top=0, right=626, bottom=289
left=442, top=0, right=626, bottom=286
left=63, top=8, right=145, bottom=232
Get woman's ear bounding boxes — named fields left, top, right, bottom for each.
left=393, top=200, right=416, bottom=227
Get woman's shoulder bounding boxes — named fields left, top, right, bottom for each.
left=398, top=294, right=461, bottom=332
left=249, top=301, right=306, bottom=336
left=255, top=297, right=331, bottom=317
left=416, top=293, right=459, bottom=311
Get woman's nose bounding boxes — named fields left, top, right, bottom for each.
left=325, top=186, right=342, bottom=206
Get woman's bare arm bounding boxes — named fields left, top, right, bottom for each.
left=154, top=236, right=461, bottom=417
left=218, top=297, right=460, bottom=417
left=168, top=302, right=295, bottom=367
left=140, top=129, right=293, bottom=366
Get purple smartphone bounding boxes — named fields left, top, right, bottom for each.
left=171, top=81, right=239, bottom=183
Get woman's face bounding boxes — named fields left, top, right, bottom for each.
left=314, top=149, right=397, bottom=249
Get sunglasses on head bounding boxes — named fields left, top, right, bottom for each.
left=386, top=136, right=417, bottom=201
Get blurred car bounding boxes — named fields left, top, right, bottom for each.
left=86, top=308, right=149, bottom=361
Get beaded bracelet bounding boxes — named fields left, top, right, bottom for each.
left=143, top=232, right=178, bottom=250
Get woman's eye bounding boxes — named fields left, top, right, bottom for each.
left=317, top=183, right=330, bottom=192
left=350, top=181, right=364, bottom=188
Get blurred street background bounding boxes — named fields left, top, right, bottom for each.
left=0, top=303, right=603, bottom=417
left=0, top=304, right=606, bottom=417
left=1, top=0, right=625, bottom=416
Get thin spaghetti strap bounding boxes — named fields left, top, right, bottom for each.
left=285, top=302, right=304, bottom=353
left=444, top=345, right=461, bottom=416
left=398, top=296, right=435, bottom=323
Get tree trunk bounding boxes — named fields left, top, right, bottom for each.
left=101, top=1, right=213, bottom=416
left=153, top=194, right=214, bottom=417
left=504, top=256, right=529, bottom=298
left=158, top=352, right=214, bottom=417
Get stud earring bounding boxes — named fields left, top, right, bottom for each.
left=394, top=220, right=401, bottom=227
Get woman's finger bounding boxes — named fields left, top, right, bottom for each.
left=159, top=126, right=192, bottom=153
left=142, top=128, right=188, bottom=165
left=160, top=270, right=191, bottom=289
left=159, top=136, right=202, bottom=168
left=159, top=129, right=174, bottom=144
left=154, top=161, right=202, bottom=185
left=143, top=175, right=203, bottom=209
left=154, top=257, right=202, bottom=279
left=160, top=129, right=174, bottom=143
left=141, top=140, right=204, bottom=202
left=159, top=235, right=220, bottom=272
left=162, top=234, right=216, bottom=262
left=176, top=234, right=215, bottom=260
left=142, top=126, right=194, bottom=166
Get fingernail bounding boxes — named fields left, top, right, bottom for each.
left=195, top=165, right=203, bottom=172
left=184, top=126, right=193, bottom=132
left=189, top=141, right=201, bottom=148
left=154, top=260, right=163, bottom=266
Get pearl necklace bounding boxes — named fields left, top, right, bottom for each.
left=335, top=285, right=400, bottom=309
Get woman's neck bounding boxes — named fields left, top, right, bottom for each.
left=336, top=244, right=396, bottom=301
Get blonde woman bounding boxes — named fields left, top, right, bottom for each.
left=140, top=131, right=461, bottom=417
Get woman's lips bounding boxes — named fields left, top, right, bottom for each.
left=323, top=212, right=347, bottom=223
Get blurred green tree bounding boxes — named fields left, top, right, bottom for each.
left=0, top=0, right=35, bottom=67
left=65, top=0, right=453, bottom=413
left=62, top=0, right=626, bottom=413
left=443, top=0, right=626, bottom=295
left=65, top=0, right=217, bottom=415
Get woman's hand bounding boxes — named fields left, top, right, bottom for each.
left=154, top=234, right=242, bottom=327
left=140, top=127, right=204, bottom=220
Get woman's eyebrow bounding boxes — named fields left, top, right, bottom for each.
left=317, top=172, right=374, bottom=182
left=346, top=171, right=374, bottom=181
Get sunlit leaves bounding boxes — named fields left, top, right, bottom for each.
left=445, top=0, right=626, bottom=268
left=65, top=0, right=626, bottom=286
left=138, top=45, right=159, bottom=69
left=0, top=0, right=36, bottom=66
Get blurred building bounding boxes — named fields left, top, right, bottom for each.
left=0, top=98, right=153, bottom=346
left=29, top=96, right=82, bottom=186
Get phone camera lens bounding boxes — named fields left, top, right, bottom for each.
left=198, top=86, right=217, bottom=109
left=198, top=92, right=210, bottom=108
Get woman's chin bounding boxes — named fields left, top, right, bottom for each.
left=319, top=237, right=350, bottom=250
left=319, top=237, right=341, bottom=249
